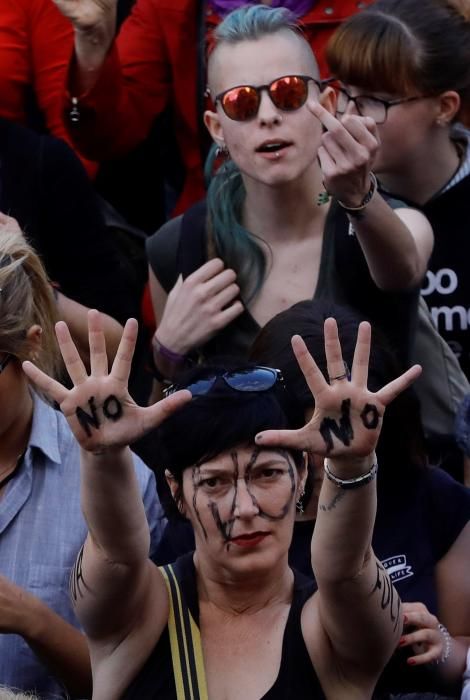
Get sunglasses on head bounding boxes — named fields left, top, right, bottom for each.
left=164, top=366, right=283, bottom=399
left=213, top=74, right=321, bottom=122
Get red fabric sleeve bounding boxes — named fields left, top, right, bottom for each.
left=0, top=0, right=97, bottom=177
left=64, top=0, right=172, bottom=160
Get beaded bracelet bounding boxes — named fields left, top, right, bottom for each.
left=337, top=173, right=378, bottom=219
left=433, top=623, right=452, bottom=665
left=323, top=457, right=378, bottom=490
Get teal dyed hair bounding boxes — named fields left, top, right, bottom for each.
left=206, top=5, right=305, bottom=303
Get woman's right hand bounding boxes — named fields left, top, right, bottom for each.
left=22, top=310, right=191, bottom=454
left=155, top=258, right=244, bottom=357
left=51, top=0, right=117, bottom=31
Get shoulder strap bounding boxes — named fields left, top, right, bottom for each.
left=177, top=200, right=208, bottom=279
left=159, top=564, right=208, bottom=700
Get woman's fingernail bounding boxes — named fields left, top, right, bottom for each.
left=403, top=614, right=408, bottom=624
left=255, top=434, right=263, bottom=443
left=398, top=638, right=407, bottom=647
left=407, top=659, right=416, bottom=666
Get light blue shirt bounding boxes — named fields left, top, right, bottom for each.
left=0, top=393, right=165, bottom=698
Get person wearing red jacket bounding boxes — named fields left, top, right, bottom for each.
left=56, top=0, right=372, bottom=214
left=0, top=0, right=97, bottom=177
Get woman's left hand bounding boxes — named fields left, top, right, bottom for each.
left=399, top=602, right=451, bottom=666
left=308, top=100, right=379, bottom=207
left=255, top=318, right=421, bottom=470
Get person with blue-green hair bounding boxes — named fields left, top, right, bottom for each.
left=146, top=4, right=432, bottom=399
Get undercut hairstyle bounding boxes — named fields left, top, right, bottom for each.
left=205, top=5, right=319, bottom=303
left=0, top=226, right=61, bottom=378
left=250, top=300, right=428, bottom=495
left=326, top=0, right=470, bottom=127
left=154, top=361, right=304, bottom=519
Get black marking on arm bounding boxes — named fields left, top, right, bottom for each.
left=319, top=489, right=346, bottom=512
left=69, top=544, right=91, bottom=604
left=319, top=399, right=354, bottom=453
left=76, top=397, right=100, bottom=437
left=371, top=561, right=401, bottom=632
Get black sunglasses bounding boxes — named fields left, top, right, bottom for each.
left=164, top=366, right=283, bottom=399
left=214, top=74, right=321, bottom=122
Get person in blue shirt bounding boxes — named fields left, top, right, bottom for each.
left=0, top=225, right=164, bottom=698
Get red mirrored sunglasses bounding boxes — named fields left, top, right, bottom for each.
left=214, top=74, right=321, bottom=122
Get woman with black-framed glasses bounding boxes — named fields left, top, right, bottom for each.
left=24, top=308, right=422, bottom=699
left=145, top=4, right=432, bottom=414
left=326, top=0, right=470, bottom=486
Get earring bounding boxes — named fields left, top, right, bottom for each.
left=296, top=488, right=305, bottom=515
left=215, top=143, right=229, bottom=158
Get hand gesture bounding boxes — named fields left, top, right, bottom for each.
left=155, top=258, right=244, bottom=356
left=255, top=319, right=421, bottom=469
left=51, top=0, right=117, bottom=31
left=308, top=101, right=379, bottom=207
left=23, top=311, right=191, bottom=453
left=399, top=602, right=452, bottom=666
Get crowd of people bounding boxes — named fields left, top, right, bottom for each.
left=0, top=0, right=470, bottom=698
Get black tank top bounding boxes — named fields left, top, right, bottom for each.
left=122, top=552, right=326, bottom=699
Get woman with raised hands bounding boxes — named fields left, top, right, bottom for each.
left=23, top=310, right=420, bottom=699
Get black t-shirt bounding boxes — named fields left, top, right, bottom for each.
left=420, top=173, right=470, bottom=378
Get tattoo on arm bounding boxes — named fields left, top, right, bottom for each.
left=319, top=489, right=347, bottom=512
left=70, top=544, right=91, bottom=604
left=371, top=561, right=401, bottom=632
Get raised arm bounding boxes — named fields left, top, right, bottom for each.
left=256, top=319, right=421, bottom=695
left=310, top=100, right=433, bottom=291
left=23, top=311, right=191, bottom=692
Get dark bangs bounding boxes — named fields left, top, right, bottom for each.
left=154, top=367, right=304, bottom=482
left=326, top=11, right=422, bottom=96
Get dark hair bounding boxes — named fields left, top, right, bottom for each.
left=326, top=0, right=470, bottom=127
left=155, top=362, right=304, bottom=520
left=250, top=300, right=427, bottom=491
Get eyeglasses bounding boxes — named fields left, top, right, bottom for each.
left=0, top=353, right=12, bottom=374
left=214, top=75, right=321, bottom=122
left=332, top=85, right=426, bottom=125
left=164, top=366, right=283, bottom=398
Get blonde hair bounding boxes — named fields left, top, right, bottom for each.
left=0, top=225, right=61, bottom=378
left=0, top=690, right=42, bottom=700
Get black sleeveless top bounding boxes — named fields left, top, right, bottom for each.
left=146, top=198, right=418, bottom=369
left=122, top=552, right=325, bottom=700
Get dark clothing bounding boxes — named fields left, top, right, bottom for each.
left=0, top=117, right=139, bottom=323
left=419, top=173, right=470, bottom=378
left=123, top=552, right=324, bottom=699
left=147, top=199, right=418, bottom=367
left=154, top=467, right=470, bottom=698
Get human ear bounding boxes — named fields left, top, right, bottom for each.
left=435, top=91, right=461, bottom=126
left=26, top=324, right=43, bottom=361
left=204, top=108, right=225, bottom=149
left=319, top=85, right=337, bottom=115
